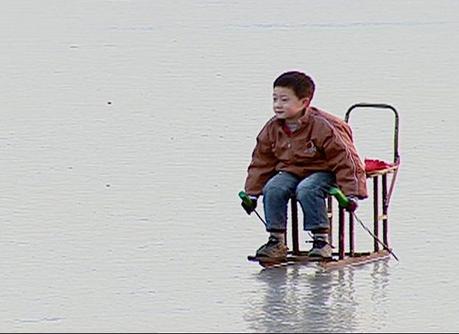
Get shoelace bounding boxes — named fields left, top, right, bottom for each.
left=313, top=239, right=328, bottom=249
left=267, top=236, right=280, bottom=245
left=305, top=239, right=335, bottom=249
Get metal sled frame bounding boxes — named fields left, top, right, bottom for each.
left=253, top=103, right=400, bottom=269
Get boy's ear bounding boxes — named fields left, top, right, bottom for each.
left=302, top=97, right=311, bottom=107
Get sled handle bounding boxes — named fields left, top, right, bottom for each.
left=345, top=103, right=400, bottom=164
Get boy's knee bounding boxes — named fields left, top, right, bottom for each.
left=263, top=183, right=291, bottom=198
left=296, top=185, right=321, bottom=199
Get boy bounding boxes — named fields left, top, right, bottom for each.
left=241, top=71, right=368, bottom=259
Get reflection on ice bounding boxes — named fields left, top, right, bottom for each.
left=245, top=260, right=391, bottom=333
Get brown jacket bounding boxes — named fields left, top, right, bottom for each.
left=244, top=106, right=368, bottom=198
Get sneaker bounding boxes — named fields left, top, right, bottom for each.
left=255, top=236, right=288, bottom=259
left=308, top=238, right=332, bottom=259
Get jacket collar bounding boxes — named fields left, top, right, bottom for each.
left=297, top=107, right=312, bottom=126
left=276, top=107, right=312, bottom=128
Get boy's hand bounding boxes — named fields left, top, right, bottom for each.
left=241, top=195, right=258, bottom=215
left=346, top=196, right=359, bottom=212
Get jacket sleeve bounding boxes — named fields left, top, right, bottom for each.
left=244, top=126, right=277, bottom=196
left=322, top=124, right=368, bottom=199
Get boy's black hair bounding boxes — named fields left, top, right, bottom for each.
left=273, top=71, right=315, bottom=100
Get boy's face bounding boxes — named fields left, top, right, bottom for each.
left=272, top=86, right=309, bottom=121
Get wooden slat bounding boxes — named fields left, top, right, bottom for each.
left=366, top=165, right=398, bottom=177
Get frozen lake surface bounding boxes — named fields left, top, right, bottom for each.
left=1, top=0, right=459, bottom=332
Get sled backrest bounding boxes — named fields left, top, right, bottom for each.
left=345, top=103, right=400, bottom=165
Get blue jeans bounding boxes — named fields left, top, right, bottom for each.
left=262, top=171, right=336, bottom=232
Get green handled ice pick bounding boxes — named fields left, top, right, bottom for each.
left=329, top=187, right=399, bottom=261
left=238, top=190, right=267, bottom=227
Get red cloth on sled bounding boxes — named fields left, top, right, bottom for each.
left=364, top=158, right=394, bottom=173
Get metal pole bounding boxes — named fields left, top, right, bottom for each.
left=291, top=197, right=300, bottom=255
left=339, top=207, right=345, bottom=260
left=373, top=176, right=379, bottom=252
left=349, top=211, right=355, bottom=256
left=327, top=195, right=333, bottom=246
left=382, top=174, right=389, bottom=247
